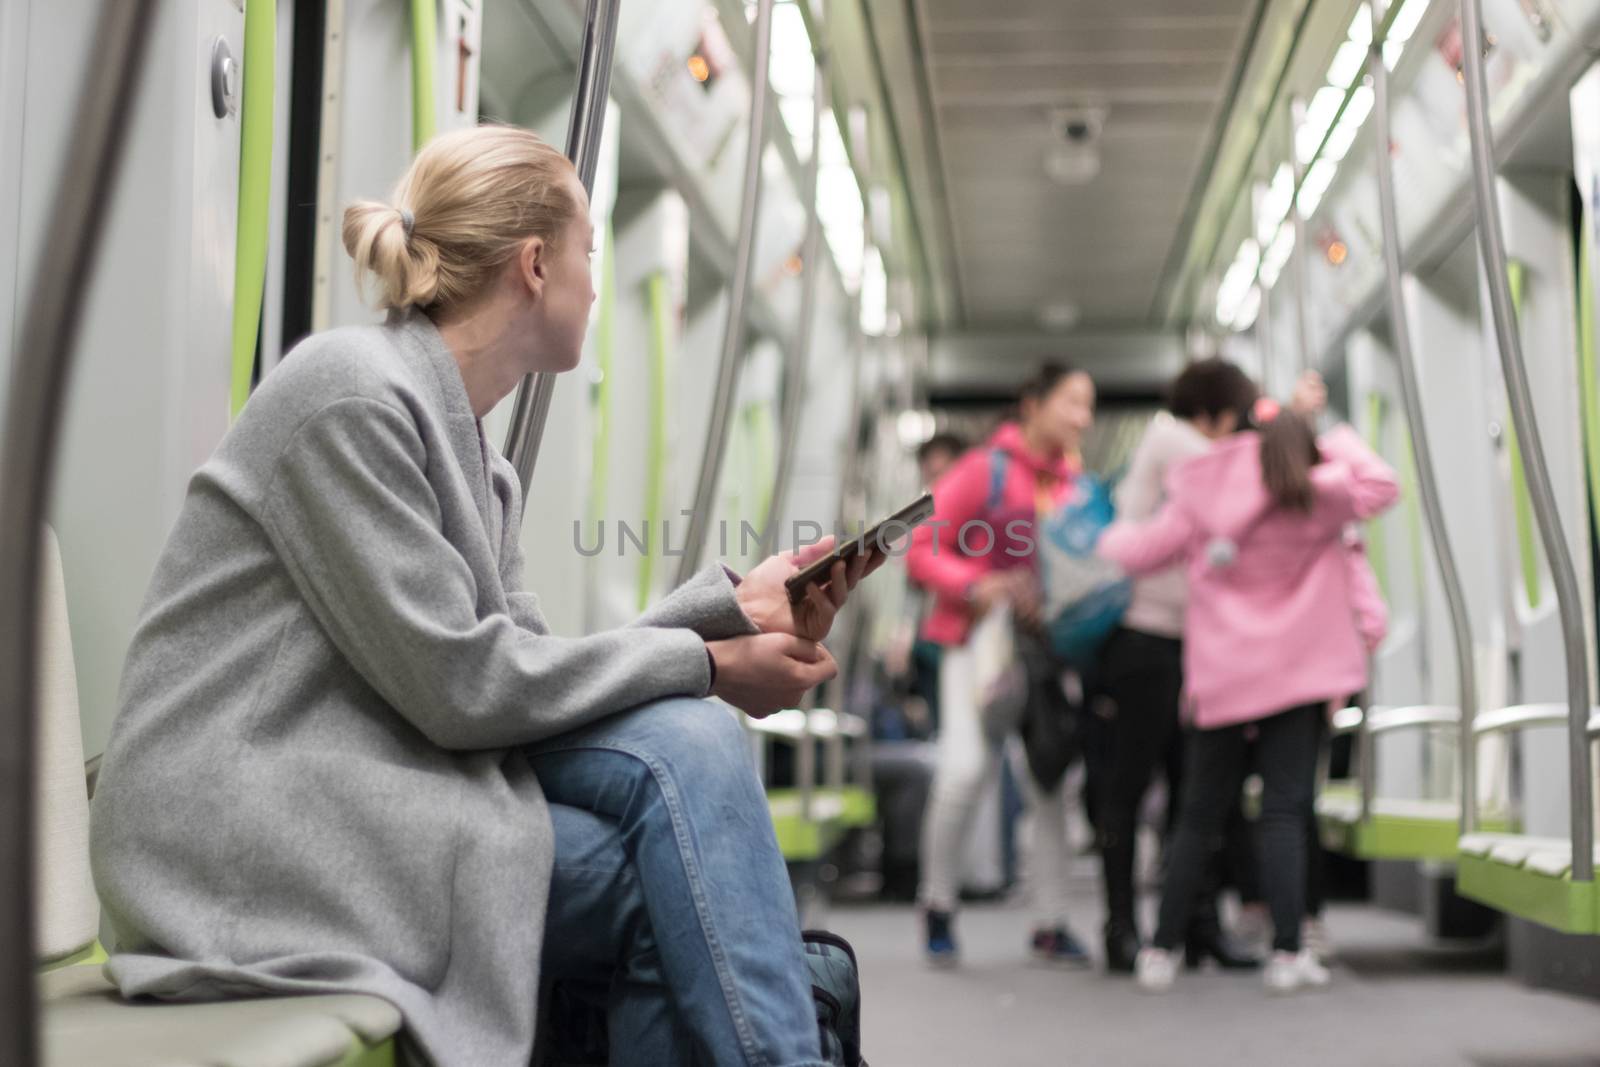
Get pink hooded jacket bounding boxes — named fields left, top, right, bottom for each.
left=1098, top=425, right=1399, bottom=729
left=906, top=422, right=1076, bottom=647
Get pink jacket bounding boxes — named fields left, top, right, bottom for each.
left=1098, top=425, right=1399, bottom=729
left=907, top=423, right=1076, bottom=647
left=1343, top=528, right=1388, bottom=655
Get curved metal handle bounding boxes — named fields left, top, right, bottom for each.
left=1330, top=705, right=1367, bottom=736
left=1370, top=0, right=1482, bottom=834
left=1461, top=0, right=1595, bottom=881
left=501, top=0, right=622, bottom=501
left=761, top=54, right=827, bottom=556
left=1366, top=705, right=1464, bottom=735
left=0, top=4, right=160, bottom=1063
left=1474, top=703, right=1600, bottom=736
left=675, top=0, right=776, bottom=583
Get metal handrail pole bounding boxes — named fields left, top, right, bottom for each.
left=1288, top=96, right=1314, bottom=377
left=1372, top=0, right=1481, bottom=833
left=1461, top=0, right=1594, bottom=878
left=762, top=53, right=826, bottom=556
left=0, top=4, right=159, bottom=1064
left=675, top=0, right=776, bottom=581
left=502, top=0, right=622, bottom=501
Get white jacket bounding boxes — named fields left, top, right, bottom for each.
left=1113, top=413, right=1210, bottom=639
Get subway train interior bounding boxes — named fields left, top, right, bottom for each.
left=12, top=0, right=1600, bottom=1064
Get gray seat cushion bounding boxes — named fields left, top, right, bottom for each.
left=42, top=964, right=402, bottom=1067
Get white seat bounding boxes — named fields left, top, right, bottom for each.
left=35, top=527, right=403, bottom=1066
left=1521, top=843, right=1600, bottom=879
left=1487, top=835, right=1570, bottom=868
left=1370, top=797, right=1459, bottom=822
left=43, top=965, right=400, bottom=1067
left=1458, top=832, right=1515, bottom=858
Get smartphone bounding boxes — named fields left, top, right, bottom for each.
left=784, top=491, right=936, bottom=603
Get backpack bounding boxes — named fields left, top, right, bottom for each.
left=804, top=930, right=867, bottom=1066
left=987, top=449, right=1130, bottom=669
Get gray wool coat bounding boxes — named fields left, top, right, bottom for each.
left=89, top=310, right=760, bottom=1066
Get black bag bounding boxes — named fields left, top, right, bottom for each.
left=1014, top=626, right=1082, bottom=793
left=803, top=929, right=867, bottom=1066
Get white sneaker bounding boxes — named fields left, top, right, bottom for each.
left=1135, top=947, right=1178, bottom=994
left=1264, top=950, right=1331, bottom=995
left=1303, top=917, right=1334, bottom=962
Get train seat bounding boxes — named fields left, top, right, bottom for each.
left=35, top=527, right=402, bottom=1067
left=1457, top=831, right=1600, bottom=935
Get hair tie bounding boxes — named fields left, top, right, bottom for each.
left=399, top=208, right=416, bottom=240
left=1253, top=396, right=1281, bottom=424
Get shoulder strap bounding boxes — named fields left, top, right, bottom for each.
left=986, top=448, right=1009, bottom=514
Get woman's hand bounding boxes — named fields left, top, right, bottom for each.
left=1290, top=369, right=1327, bottom=416
left=968, top=570, right=1041, bottom=625
left=706, top=634, right=839, bottom=718
left=735, top=536, right=881, bottom=642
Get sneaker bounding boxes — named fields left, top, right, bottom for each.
left=1303, top=917, right=1334, bottom=962
left=1030, top=926, right=1091, bottom=968
left=1263, top=950, right=1331, bottom=995
left=1135, top=947, right=1178, bottom=993
left=924, top=910, right=957, bottom=968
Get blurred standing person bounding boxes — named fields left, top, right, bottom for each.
left=908, top=364, right=1097, bottom=967
left=1093, top=358, right=1261, bottom=974
left=1099, top=386, right=1399, bottom=995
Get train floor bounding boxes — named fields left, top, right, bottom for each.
left=827, top=862, right=1600, bottom=1066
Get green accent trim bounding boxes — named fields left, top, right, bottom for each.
left=1399, top=416, right=1425, bottom=609
left=229, top=0, right=276, bottom=419
left=639, top=273, right=670, bottom=611
left=410, top=0, right=438, bottom=151
left=1504, top=261, right=1543, bottom=609
left=329, top=1038, right=398, bottom=1067
left=837, top=785, right=874, bottom=828
left=1318, top=784, right=1508, bottom=861
left=1458, top=850, right=1599, bottom=934
left=587, top=225, right=615, bottom=592
left=1364, top=392, right=1391, bottom=601
left=1578, top=201, right=1600, bottom=549
left=767, top=787, right=875, bottom=860
left=747, top=402, right=777, bottom=534
left=39, top=940, right=107, bottom=973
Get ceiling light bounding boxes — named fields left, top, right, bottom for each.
left=1045, top=144, right=1101, bottom=185
left=1297, top=157, right=1339, bottom=217
left=1326, top=40, right=1367, bottom=87
left=1038, top=301, right=1081, bottom=332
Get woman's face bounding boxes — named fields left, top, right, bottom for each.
left=1028, top=372, right=1096, bottom=453
left=522, top=175, right=597, bottom=373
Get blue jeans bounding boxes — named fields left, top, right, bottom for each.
left=531, top=698, right=827, bottom=1067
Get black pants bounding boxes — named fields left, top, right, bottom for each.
left=1093, top=627, right=1184, bottom=934
left=1154, top=704, right=1324, bottom=954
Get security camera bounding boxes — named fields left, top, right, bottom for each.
left=1050, top=106, right=1107, bottom=146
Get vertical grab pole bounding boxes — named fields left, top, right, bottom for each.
left=502, top=0, right=622, bottom=501
left=1288, top=96, right=1314, bottom=378
left=1461, top=0, right=1593, bottom=874
left=1371, top=0, right=1480, bottom=833
left=675, top=0, right=776, bottom=583
left=0, top=4, right=159, bottom=1064
left=763, top=53, right=827, bottom=557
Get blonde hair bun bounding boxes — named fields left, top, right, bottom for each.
left=341, top=125, right=578, bottom=317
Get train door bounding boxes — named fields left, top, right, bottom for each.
left=3, top=0, right=245, bottom=756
